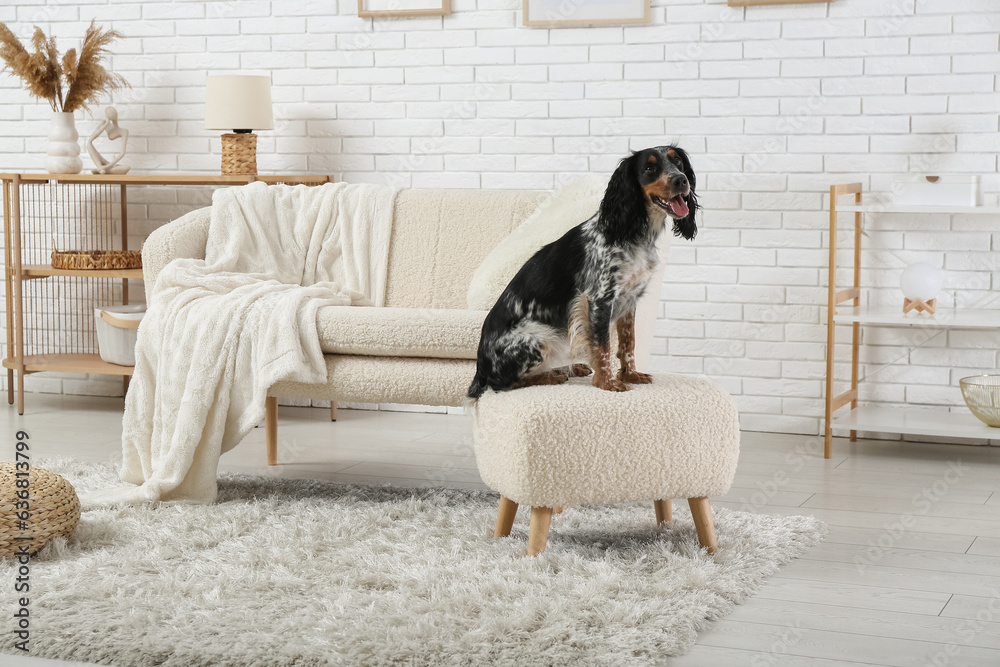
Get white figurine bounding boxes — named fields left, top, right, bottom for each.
left=88, top=107, right=130, bottom=175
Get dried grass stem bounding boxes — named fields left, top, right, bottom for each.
left=0, top=20, right=129, bottom=113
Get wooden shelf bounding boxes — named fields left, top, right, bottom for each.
left=0, top=173, right=332, bottom=186
left=833, top=306, right=1000, bottom=330
left=831, top=406, right=999, bottom=440
left=3, top=353, right=134, bottom=376
left=21, top=264, right=143, bottom=279
left=3, top=172, right=332, bottom=414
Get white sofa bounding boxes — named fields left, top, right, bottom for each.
left=142, top=188, right=669, bottom=462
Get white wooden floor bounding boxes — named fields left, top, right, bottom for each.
left=3, top=393, right=1000, bottom=667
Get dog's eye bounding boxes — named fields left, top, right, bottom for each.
left=644, top=164, right=656, bottom=172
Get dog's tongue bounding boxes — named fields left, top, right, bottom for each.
left=668, top=196, right=689, bottom=217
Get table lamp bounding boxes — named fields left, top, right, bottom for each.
left=900, top=262, right=942, bottom=315
left=204, top=75, right=274, bottom=175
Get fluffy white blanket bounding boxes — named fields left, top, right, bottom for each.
left=82, top=182, right=397, bottom=507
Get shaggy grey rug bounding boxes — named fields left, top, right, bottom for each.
left=1, top=458, right=825, bottom=666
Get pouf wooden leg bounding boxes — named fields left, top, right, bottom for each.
left=654, top=499, right=672, bottom=525
left=494, top=496, right=518, bottom=537
left=527, top=507, right=553, bottom=556
left=265, top=396, right=278, bottom=466
left=688, top=497, right=718, bottom=554
left=554, top=505, right=567, bottom=514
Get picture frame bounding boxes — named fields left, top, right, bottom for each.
left=728, top=0, right=832, bottom=6
left=523, top=0, right=651, bottom=27
left=358, top=0, right=451, bottom=18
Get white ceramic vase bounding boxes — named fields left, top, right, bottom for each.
left=45, top=111, right=83, bottom=174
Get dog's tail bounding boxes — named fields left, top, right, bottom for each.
left=466, top=373, right=488, bottom=402
left=463, top=374, right=487, bottom=413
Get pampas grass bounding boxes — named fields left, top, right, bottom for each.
left=0, top=20, right=129, bottom=113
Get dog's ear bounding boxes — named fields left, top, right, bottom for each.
left=670, top=145, right=699, bottom=241
left=599, top=151, right=648, bottom=242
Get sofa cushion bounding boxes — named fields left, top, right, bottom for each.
left=317, top=306, right=486, bottom=360
left=467, top=176, right=606, bottom=310
left=383, top=189, right=548, bottom=310
left=270, top=355, right=476, bottom=407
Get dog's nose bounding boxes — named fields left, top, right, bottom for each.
left=670, top=174, right=688, bottom=191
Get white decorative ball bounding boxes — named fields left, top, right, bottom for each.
left=900, top=262, right=942, bottom=301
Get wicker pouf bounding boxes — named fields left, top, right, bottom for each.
left=0, top=464, right=81, bottom=557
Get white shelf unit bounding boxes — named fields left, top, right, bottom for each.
left=830, top=406, right=1000, bottom=441
left=833, top=306, right=1000, bottom=330
left=823, top=184, right=1000, bottom=458
left=836, top=203, right=1000, bottom=215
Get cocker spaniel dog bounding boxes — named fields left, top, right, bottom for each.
left=467, top=145, right=699, bottom=400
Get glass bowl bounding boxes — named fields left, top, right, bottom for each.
left=959, top=375, right=1000, bottom=427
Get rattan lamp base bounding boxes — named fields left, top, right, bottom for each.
left=220, top=133, right=258, bottom=175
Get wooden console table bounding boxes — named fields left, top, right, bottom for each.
left=1, top=173, right=332, bottom=414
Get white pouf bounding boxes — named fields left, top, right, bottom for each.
left=472, top=373, right=740, bottom=555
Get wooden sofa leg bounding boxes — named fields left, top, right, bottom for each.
left=330, top=401, right=338, bottom=421
left=654, top=499, right=672, bottom=525
left=266, top=396, right=278, bottom=466
left=494, top=496, right=518, bottom=537
left=688, top=496, right=718, bottom=554
left=527, top=507, right=553, bottom=557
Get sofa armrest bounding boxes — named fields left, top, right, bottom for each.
left=141, top=207, right=211, bottom=302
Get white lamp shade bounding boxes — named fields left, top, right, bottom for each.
left=204, top=75, right=274, bottom=131
left=900, top=262, right=942, bottom=301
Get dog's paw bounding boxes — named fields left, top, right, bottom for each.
left=571, top=363, right=593, bottom=377
left=619, top=369, right=653, bottom=384
left=594, top=376, right=630, bottom=392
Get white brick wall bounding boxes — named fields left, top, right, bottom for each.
left=1, top=0, right=998, bottom=437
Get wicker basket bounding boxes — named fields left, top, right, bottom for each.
left=51, top=249, right=142, bottom=271
left=960, top=375, right=1000, bottom=427
left=0, top=464, right=81, bottom=557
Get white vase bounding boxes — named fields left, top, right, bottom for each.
left=45, top=111, right=83, bottom=174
